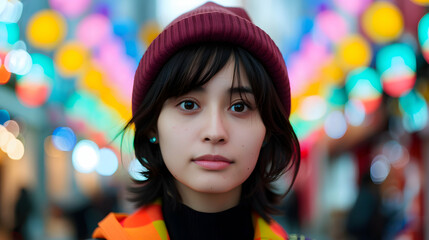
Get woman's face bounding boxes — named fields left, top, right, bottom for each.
left=157, top=59, right=266, bottom=210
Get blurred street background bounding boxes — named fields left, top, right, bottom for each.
left=0, top=0, right=428, bottom=239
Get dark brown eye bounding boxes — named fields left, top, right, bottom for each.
left=179, top=100, right=198, bottom=110
left=231, top=102, right=247, bottom=112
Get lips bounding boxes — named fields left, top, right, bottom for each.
left=192, top=154, right=233, bottom=170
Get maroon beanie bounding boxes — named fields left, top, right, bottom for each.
left=132, top=1, right=291, bottom=116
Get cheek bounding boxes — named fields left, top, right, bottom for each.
left=236, top=123, right=266, bottom=166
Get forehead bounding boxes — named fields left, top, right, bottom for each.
left=197, top=58, right=251, bottom=92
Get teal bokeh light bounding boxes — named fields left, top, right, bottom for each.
left=327, top=86, right=347, bottom=107
left=345, top=67, right=382, bottom=99
left=418, top=13, right=429, bottom=46
left=399, top=90, right=428, bottom=132
left=31, top=53, right=56, bottom=79
left=376, top=43, right=416, bottom=74
left=0, top=23, right=19, bottom=45
left=399, top=90, right=426, bottom=116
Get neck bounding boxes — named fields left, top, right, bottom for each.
left=175, top=181, right=242, bottom=213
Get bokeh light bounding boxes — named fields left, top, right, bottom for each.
left=95, top=148, right=118, bottom=176
left=344, top=100, right=366, bottom=126
left=72, top=139, right=99, bottom=173
left=128, top=158, right=148, bottom=181
left=0, top=22, right=20, bottom=44
left=298, top=95, right=327, bottom=121
left=6, top=138, right=24, bottom=160
left=333, top=0, right=372, bottom=16
left=316, top=10, right=349, bottom=43
left=0, top=128, right=14, bottom=152
left=327, top=86, right=347, bottom=107
left=320, top=57, right=345, bottom=86
left=26, top=9, right=67, bottom=50
left=418, top=13, right=429, bottom=63
left=49, top=0, right=91, bottom=18
left=76, top=13, right=112, bottom=48
left=377, top=43, right=416, bottom=97
left=31, top=53, right=55, bottom=79
left=52, top=127, right=77, bottom=151
left=345, top=67, right=382, bottom=113
left=324, top=110, right=348, bottom=139
left=0, top=109, right=10, bottom=125
left=399, top=90, right=428, bottom=132
left=15, top=65, right=52, bottom=107
left=382, top=140, right=410, bottom=168
left=4, top=49, right=32, bottom=75
left=336, top=35, right=372, bottom=70
left=139, top=21, right=161, bottom=48
left=370, top=155, right=390, bottom=184
left=4, top=120, right=19, bottom=137
left=0, top=52, right=11, bottom=85
left=0, top=0, right=23, bottom=23
left=54, top=41, right=89, bottom=77
left=410, top=0, right=429, bottom=6
left=362, top=1, right=403, bottom=43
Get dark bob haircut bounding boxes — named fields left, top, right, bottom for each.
left=124, top=42, right=300, bottom=221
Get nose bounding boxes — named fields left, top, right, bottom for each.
left=202, top=108, right=228, bottom=144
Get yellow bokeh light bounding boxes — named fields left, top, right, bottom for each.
left=80, top=64, right=104, bottom=91
left=336, top=35, right=372, bottom=70
left=320, top=57, right=345, bottom=85
left=55, top=42, right=89, bottom=77
left=26, top=10, right=67, bottom=50
left=139, top=21, right=161, bottom=48
left=410, top=0, right=429, bottom=6
left=362, top=2, right=404, bottom=43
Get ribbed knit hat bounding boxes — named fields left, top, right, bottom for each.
left=132, top=1, right=291, bottom=116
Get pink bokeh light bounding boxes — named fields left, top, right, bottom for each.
left=333, top=0, right=372, bottom=16
left=49, top=0, right=91, bottom=18
left=76, top=13, right=112, bottom=48
left=316, top=10, right=349, bottom=43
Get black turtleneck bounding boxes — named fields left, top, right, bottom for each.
left=162, top=196, right=254, bottom=240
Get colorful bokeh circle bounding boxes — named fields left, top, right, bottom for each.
left=54, top=41, right=89, bottom=77
left=345, top=67, right=382, bottom=113
left=336, top=35, right=372, bottom=70
left=49, top=0, right=91, bottom=18
left=362, top=2, right=404, bottom=43
left=15, top=65, right=52, bottom=107
left=26, top=10, right=67, bottom=50
left=76, top=13, right=112, bottom=48
left=376, top=43, right=416, bottom=97
left=418, top=13, right=429, bottom=63
left=52, top=127, right=77, bottom=151
left=0, top=53, right=11, bottom=85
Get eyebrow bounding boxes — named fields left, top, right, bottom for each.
left=189, top=86, right=254, bottom=95
left=230, top=86, right=253, bottom=95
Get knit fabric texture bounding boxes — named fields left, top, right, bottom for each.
left=132, top=1, right=291, bottom=116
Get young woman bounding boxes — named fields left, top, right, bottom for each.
left=92, top=2, right=300, bottom=240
